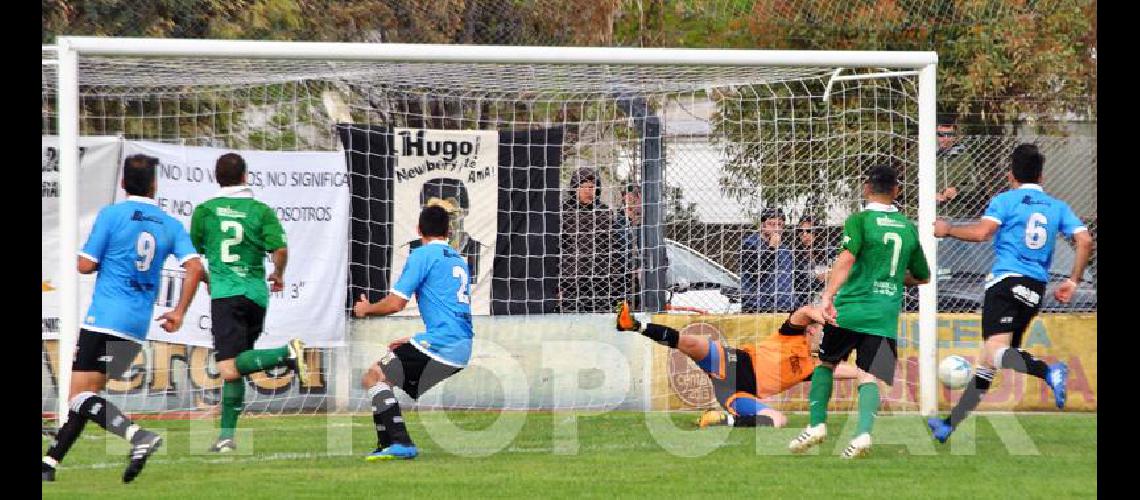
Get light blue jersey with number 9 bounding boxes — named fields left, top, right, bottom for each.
left=982, top=184, right=1087, bottom=286
left=79, top=197, right=199, bottom=341
left=391, top=239, right=474, bottom=367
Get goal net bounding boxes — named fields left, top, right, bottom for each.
left=43, top=39, right=937, bottom=423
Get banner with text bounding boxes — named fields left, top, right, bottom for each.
left=120, top=141, right=349, bottom=347
left=391, top=128, right=498, bottom=316
left=41, top=136, right=122, bottom=340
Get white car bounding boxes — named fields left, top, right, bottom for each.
left=663, top=239, right=742, bottom=314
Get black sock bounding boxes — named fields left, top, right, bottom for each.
left=949, top=367, right=995, bottom=430
left=1000, top=348, right=1049, bottom=380
left=731, top=415, right=775, bottom=428
left=76, top=393, right=137, bottom=440
left=45, top=410, right=88, bottom=465
left=369, top=383, right=412, bottom=446
left=642, top=324, right=679, bottom=349
left=370, top=400, right=393, bottom=450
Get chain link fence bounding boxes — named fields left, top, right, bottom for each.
left=42, top=0, right=1096, bottom=315
left=930, top=133, right=1097, bottom=312
left=661, top=131, right=1096, bottom=314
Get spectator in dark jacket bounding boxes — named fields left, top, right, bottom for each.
left=740, top=207, right=796, bottom=312
left=614, top=184, right=642, bottom=307
left=792, top=215, right=831, bottom=307
left=560, top=167, right=625, bottom=312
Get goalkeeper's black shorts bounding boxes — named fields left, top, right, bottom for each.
left=379, top=342, right=463, bottom=400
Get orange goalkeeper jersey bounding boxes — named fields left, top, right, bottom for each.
left=739, top=324, right=818, bottom=398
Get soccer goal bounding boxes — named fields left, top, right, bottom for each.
left=44, top=37, right=939, bottom=424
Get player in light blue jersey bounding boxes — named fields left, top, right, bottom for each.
left=928, top=144, right=1094, bottom=443
left=43, top=155, right=205, bottom=483
left=353, top=203, right=474, bottom=461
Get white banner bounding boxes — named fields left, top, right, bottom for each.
left=120, top=142, right=349, bottom=347
left=41, top=136, right=122, bottom=340
left=392, top=128, right=498, bottom=316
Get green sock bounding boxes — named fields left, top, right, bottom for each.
left=234, top=346, right=289, bottom=375
left=808, top=365, right=834, bottom=426
left=857, top=382, right=880, bottom=436
left=220, top=379, right=245, bottom=440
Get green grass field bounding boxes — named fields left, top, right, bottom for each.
left=42, top=411, right=1096, bottom=499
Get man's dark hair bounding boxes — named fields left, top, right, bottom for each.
left=1010, top=143, right=1044, bottom=183
left=866, top=165, right=899, bottom=195
left=937, top=114, right=957, bottom=127
left=760, top=207, right=785, bottom=223
left=623, top=183, right=640, bottom=195
left=215, top=153, right=247, bottom=187
left=419, top=205, right=451, bottom=238
left=122, top=154, right=158, bottom=196
left=420, top=178, right=470, bottom=209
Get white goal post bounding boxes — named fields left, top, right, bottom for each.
left=50, top=36, right=939, bottom=422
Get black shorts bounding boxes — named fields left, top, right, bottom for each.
left=211, top=296, right=266, bottom=361
left=702, top=340, right=758, bottom=408
left=379, top=343, right=463, bottom=400
left=817, top=325, right=898, bottom=385
left=982, top=277, right=1046, bottom=346
left=72, top=329, right=143, bottom=379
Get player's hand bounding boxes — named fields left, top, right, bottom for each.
left=388, top=336, right=411, bottom=351
left=354, top=294, right=372, bottom=318
left=933, top=219, right=951, bottom=238
left=820, top=294, right=838, bottom=325
left=268, top=272, right=284, bottom=293
left=938, top=187, right=958, bottom=202
left=823, top=302, right=838, bottom=325
left=804, top=305, right=827, bottom=325
left=1054, top=278, right=1077, bottom=304
left=156, top=310, right=184, bottom=333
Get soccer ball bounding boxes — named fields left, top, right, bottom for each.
left=938, top=355, right=972, bottom=389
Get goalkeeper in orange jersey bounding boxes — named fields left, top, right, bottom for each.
left=616, top=301, right=857, bottom=427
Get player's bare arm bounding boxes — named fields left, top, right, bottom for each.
left=904, top=270, right=929, bottom=287
left=1056, top=231, right=1094, bottom=303
left=76, top=255, right=98, bottom=274
left=789, top=304, right=826, bottom=327
left=156, top=257, right=206, bottom=333
left=268, top=247, right=287, bottom=292
left=354, top=293, right=409, bottom=318
left=820, top=249, right=856, bottom=324
left=933, top=217, right=999, bottom=242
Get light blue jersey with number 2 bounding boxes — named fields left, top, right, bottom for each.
left=982, top=184, right=1086, bottom=287
left=392, top=239, right=474, bottom=367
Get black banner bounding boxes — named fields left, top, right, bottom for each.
left=337, top=125, right=563, bottom=315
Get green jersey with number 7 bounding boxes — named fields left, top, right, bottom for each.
left=190, top=186, right=287, bottom=308
left=833, top=204, right=930, bottom=339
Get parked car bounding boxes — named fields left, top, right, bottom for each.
left=663, top=239, right=742, bottom=314
left=905, top=238, right=1096, bottom=312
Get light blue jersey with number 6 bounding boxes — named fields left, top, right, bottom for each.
left=982, top=184, right=1087, bottom=287
left=392, top=239, right=474, bottom=367
left=79, top=197, right=199, bottom=341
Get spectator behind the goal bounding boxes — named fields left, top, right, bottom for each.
left=560, top=167, right=626, bottom=313
left=614, top=183, right=642, bottom=308
left=740, top=207, right=796, bottom=312
left=792, top=215, right=832, bottom=308
left=935, top=115, right=1003, bottom=219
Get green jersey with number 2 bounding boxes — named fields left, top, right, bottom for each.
left=190, top=188, right=286, bottom=308
left=833, top=204, right=930, bottom=339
